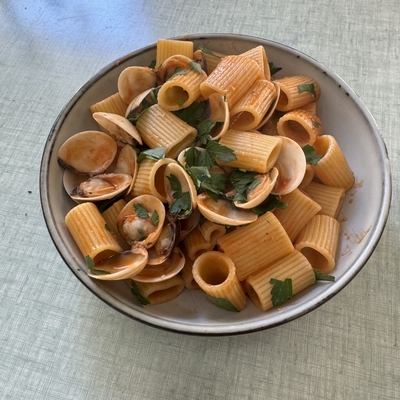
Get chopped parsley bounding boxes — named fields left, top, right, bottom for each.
left=250, top=194, right=287, bottom=216
left=131, top=281, right=150, bottom=305
left=189, top=61, right=203, bottom=74
left=137, top=147, right=167, bottom=162
left=167, top=174, right=192, bottom=217
left=298, top=83, right=317, bottom=98
left=229, top=170, right=261, bottom=202
left=196, top=43, right=221, bottom=58
left=134, top=203, right=150, bottom=219
left=268, top=61, right=282, bottom=76
left=302, top=144, right=322, bottom=165
left=313, top=269, right=335, bottom=281
left=270, top=278, right=293, bottom=307
left=85, top=255, right=110, bottom=276
left=203, top=293, right=239, bottom=312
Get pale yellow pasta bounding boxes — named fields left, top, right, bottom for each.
left=217, top=212, right=294, bottom=281
left=158, top=68, right=207, bottom=111
left=90, top=92, right=128, bottom=116
left=244, top=250, right=316, bottom=311
left=200, top=55, right=261, bottom=108
left=183, top=225, right=214, bottom=261
left=192, top=251, right=246, bottom=311
left=295, top=214, right=340, bottom=274
left=156, top=39, right=194, bottom=67
left=217, top=129, right=282, bottom=173
left=130, top=157, right=176, bottom=202
left=295, top=101, right=318, bottom=116
left=65, top=202, right=123, bottom=263
left=312, top=135, right=355, bottom=191
left=276, top=109, right=323, bottom=147
left=240, top=45, right=270, bottom=80
left=229, top=79, right=277, bottom=131
left=203, top=50, right=225, bottom=74
left=298, top=164, right=315, bottom=189
left=302, top=181, right=345, bottom=219
left=199, top=220, right=226, bottom=248
left=130, top=275, right=185, bottom=305
left=275, top=74, right=321, bottom=112
left=273, top=188, right=322, bottom=242
left=136, top=104, right=197, bottom=159
left=101, top=199, right=129, bottom=250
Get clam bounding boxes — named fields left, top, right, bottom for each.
left=92, top=112, right=142, bottom=146
left=87, top=246, right=148, bottom=281
left=164, top=163, right=197, bottom=219
left=147, top=215, right=180, bottom=265
left=134, top=247, right=185, bottom=282
left=179, top=208, right=201, bottom=240
left=203, top=93, right=230, bottom=140
left=117, top=195, right=166, bottom=248
left=255, top=82, right=280, bottom=130
left=234, top=168, right=279, bottom=209
left=125, top=87, right=159, bottom=121
left=113, top=144, right=138, bottom=193
left=156, top=54, right=192, bottom=83
left=272, top=137, right=306, bottom=195
left=197, top=193, right=258, bottom=226
left=64, top=171, right=132, bottom=202
left=117, top=66, right=157, bottom=104
left=57, top=130, right=117, bottom=175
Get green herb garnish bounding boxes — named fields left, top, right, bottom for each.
left=134, top=203, right=149, bottom=219
left=302, top=144, right=322, bottom=165
left=250, top=194, right=287, bottom=216
left=131, top=281, right=150, bottom=305
left=150, top=210, right=159, bottom=226
left=229, top=170, right=261, bottom=202
left=167, top=174, right=192, bottom=217
left=203, top=293, right=239, bottom=312
left=189, top=61, right=203, bottom=73
left=137, top=147, right=167, bottom=162
left=85, top=255, right=110, bottom=276
left=298, top=83, right=317, bottom=98
left=268, top=62, right=282, bottom=76
left=313, top=269, right=335, bottom=281
left=270, top=278, right=293, bottom=307
left=197, top=43, right=221, bottom=58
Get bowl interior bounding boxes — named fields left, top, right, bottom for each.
left=40, top=34, right=391, bottom=335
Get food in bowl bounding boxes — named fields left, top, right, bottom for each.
left=41, top=35, right=390, bottom=335
left=56, top=38, right=355, bottom=312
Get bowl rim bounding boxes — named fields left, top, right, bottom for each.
left=40, top=33, right=392, bottom=336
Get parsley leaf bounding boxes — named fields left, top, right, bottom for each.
left=270, top=278, right=293, bottom=307
left=137, top=147, right=167, bottom=162
left=131, top=281, right=150, bottom=305
left=302, top=144, right=322, bottom=165
left=250, top=194, right=287, bottom=216
left=134, top=203, right=149, bottom=219
left=150, top=210, right=159, bottom=226
left=268, top=62, right=282, bottom=76
left=313, top=269, right=335, bottom=281
left=85, top=255, right=110, bottom=275
left=104, top=224, right=114, bottom=235
left=167, top=66, right=187, bottom=80
left=197, top=43, right=221, bottom=58
left=205, top=140, right=236, bottom=164
left=189, top=61, right=203, bottom=74
left=167, top=174, right=192, bottom=217
left=229, top=170, right=260, bottom=202
left=203, top=293, right=239, bottom=312
left=196, top=119, right=218, bottom=145
left=312, top=119, right=321, bottom=128
left=173, top=101, right=206, bottom=126
left=298, top=83, right=317, bottom=98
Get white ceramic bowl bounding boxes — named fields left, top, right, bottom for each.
left=40, top=34, right=391, bottom=335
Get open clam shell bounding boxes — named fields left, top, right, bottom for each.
left=204, top=93, right=230, bottom=140
left=133, top=247, right=185, bottom=283
left=125, top=87, right=158, bottom=121
left=197, top=193, right=258, bottom=226
left=92, top=112, right=142, bottom=146
left=234, top=167, right=279, bottom=209
left=57, top=130, right=117, bottom=175
left=87, top=246, right=148, bottom=281
left=117, top=195, right=166, bottom=248
left=64, top=170, right=132, bottom=203
left=272, top=137, right=306, bottom=195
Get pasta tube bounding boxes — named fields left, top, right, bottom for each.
left=90, top=92, right=128, bottom=116
left=217, top=212, right=294, bottom=281
left=217, top=129, right=282, bottom=173
left=294, top=214, right=340, bottom=274
left=312, top=135, right=355, bottom=191
left=229, top=79, right=277, bottom=131
left=101, top=199, right=129, bottom=250
left=156, top=39, right=194, bottom=67
left=244, top=250, right=316, bottom=311
left=200, top=55, right=261, bottom=108
left=276, top=109, right=323, bottom=147
left=136, top=104, right=197, bottom=159
left=273, top=188, right=322, bottom=242
left=240, top=45, right=270, bottom=80
left=65, top=202, right=123, bottom=263
left=275, top=74, right=321, bottom=112
left=192, top=251, right=246, bottom=311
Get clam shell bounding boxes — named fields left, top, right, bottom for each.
left=57, top=130, right=117, bottom=175
left=197, top=193, right=258, bottom=226
left=272, top=137, right=306, bottom=195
